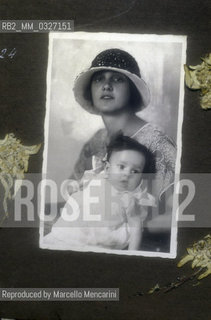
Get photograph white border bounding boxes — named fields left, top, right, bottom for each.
left=39, top=32, right=187, bottom=258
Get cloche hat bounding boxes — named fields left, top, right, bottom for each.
left=73, top=48, right=150, bottom=114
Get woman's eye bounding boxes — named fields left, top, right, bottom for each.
left=94, top=77, right=102, bottom=82
left=113, top=76, right=124, bottom=82
left=118, top=164, right=125, bottom=170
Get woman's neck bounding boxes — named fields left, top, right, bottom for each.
left=102, top=111, right=146, bottom=137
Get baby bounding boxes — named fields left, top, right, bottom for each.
left=44, top=135, right=156, bottom=251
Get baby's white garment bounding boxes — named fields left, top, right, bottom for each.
left=44, top=176, right=155, bottom=250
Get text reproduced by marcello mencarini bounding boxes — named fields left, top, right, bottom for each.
left=0, top=288, right=119, bottom=301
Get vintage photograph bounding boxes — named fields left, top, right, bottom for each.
left=39, top=32, right=186, bottom=257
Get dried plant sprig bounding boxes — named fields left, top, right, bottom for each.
left=184, top=53, right=211, bottom=109
left=163, top=268, right=202, bottom=293
left=132, top=268, right=201, bottom=297
left=177, top=234, right=211, bottom=280
left=133, top=235, right=211, bottom=297
left=0, top=133, right=41, bottom=219
left=148, top=283, right=160, bottom=294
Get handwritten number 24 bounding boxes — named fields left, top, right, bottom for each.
left=0, top=48, right=17, bottom=59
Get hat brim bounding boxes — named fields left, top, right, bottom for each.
left=73, top=66, right=150, bottom=115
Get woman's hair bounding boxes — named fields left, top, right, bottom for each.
left=83, top=71, right=143, bottom=113
left=106, top=134, right=156, bottom=174
left=128, top=79, right=143, bottom=112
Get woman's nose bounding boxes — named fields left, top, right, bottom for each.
left=103, top=81, right=113, bottom=91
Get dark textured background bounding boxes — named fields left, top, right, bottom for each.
left=0, top=1, right=210, bottom=319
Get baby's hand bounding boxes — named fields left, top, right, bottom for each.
left=126, top=200, right=141, bottom=226
left=127, top=203, right=145, bottom=251
left=66, top=184, right=75, bottom=195
left=126, top=198, right=141, bottom=216
left=61, top=180, right=80, bottom=198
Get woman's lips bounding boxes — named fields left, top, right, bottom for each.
left=101, top=95, right=114, bottom=99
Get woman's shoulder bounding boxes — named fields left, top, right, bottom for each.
left=135, top=122, right=176, bottom=148
left=92, top=128, right=108, bottom=140
left=140, top=122, right=168, bottom=136
left=84, top=128, right=108, bottom=158
left=87, top=128, right=108, bottom=146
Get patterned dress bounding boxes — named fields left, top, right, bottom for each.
left=72, top=123, right=176, bottom=198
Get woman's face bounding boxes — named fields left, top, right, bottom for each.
left=91, top=71, right=131, bottom=114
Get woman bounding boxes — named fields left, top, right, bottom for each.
left=72, top=48, right=176, bottom=199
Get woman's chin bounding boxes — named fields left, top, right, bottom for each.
left=97, top=106, right=129, bottom=115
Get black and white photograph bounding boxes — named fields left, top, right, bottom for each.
left=39, top=32, right=186, bottom=257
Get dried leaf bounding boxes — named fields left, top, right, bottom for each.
left=200, top=91, right=211, bottom=109
left=184, top=65, right=201, bottom=89
left=201, top=53, right=211, bottom=65
left=177, top=254, right=194, bottom=267
left=148, top=283, right=160, bottom=294
left=184, top=53, right=211, bottom=109
left=198, top=266, right=211, bottom=280
left=178, top=234, right=211, bottom=280
left=0, top=133, right=41, bottom=220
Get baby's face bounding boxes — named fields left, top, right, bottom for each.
left=106, top=149, right=146, bottom=192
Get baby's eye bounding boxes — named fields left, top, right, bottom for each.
left=117, top=164, right=125, bottom=170
left=131, top=169, right=141, bottom=174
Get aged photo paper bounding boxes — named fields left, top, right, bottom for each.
left=39, top=32, right=186, bottom=258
